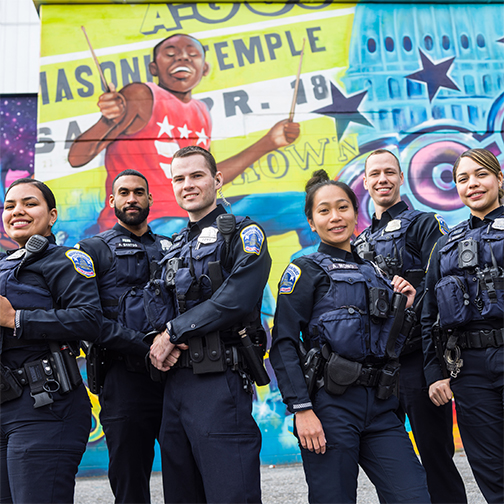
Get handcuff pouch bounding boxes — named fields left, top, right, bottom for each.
left=324, top=353, right=362, bottom=396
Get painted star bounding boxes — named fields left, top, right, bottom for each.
left=498, top=36, right=504, bottom=44
left=406, top=49, right=459, bottom=102
left=312, top=83, right=371, bottom=140
left=177, top=124, right=192, bottom=139
left=195, top=128, right=208, bottom=146
left=156, top=116, right=174, bottom=138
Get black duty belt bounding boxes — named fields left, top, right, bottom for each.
left=458, top=328, right=504, bottom=349
left=353, top=366, right=382, bottom=387
left=174, top=346, right=242, bottom=369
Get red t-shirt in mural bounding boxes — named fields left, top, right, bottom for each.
left=98, top=82, right=212, bottom=230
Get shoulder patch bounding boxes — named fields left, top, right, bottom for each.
left=240, top=224, right=264, bottom=255
left=434, top=214, right=449, bottom=235
left=279, top=263, right=301, bottom=295
left=65, top=249, right=96, bottom=278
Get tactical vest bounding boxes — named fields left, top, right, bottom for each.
left=307, top=252, right=408, bottom=362
left=90, top=229, right=168, bottom=333
left=0, top=246, right=56, bottom=351
left=144, top=217, right=247, bottom=332
left=435, top=219, right=504, bottom=329
left=355, top=210, right=423, bottom=286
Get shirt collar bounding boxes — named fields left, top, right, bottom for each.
left=187, top=205, right=227, bottom=240
left=469, top=205, right=504, bottom=229
left=371, top=200, right=408, bottom=232
left=113, top=222, right=155, bottom=242
left=318, top=242, right=362, bottom=263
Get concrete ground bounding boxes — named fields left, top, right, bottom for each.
left=74, top=450, right=485, bottom=503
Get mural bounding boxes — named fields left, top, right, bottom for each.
left=2, top=1, right=503, bottom=474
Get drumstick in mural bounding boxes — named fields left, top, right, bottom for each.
left=289, top=38, right=306, bottom=122
left=81, top=26, right=110, bottom=92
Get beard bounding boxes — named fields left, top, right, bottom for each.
left=114, top=204, right=150, bottom=226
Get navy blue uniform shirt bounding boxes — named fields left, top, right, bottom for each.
left=422, top=205, right=504, bottom=386
left=270, top=242, right=361, bottom=413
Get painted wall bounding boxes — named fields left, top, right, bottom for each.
left=1, top=1, right=502, bottom=475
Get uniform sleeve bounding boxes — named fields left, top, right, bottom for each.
left=77, top=238, right=150, bottom=356
left=17, top=248, right=102, bottom=342
left=270, top=259, right=317, bottom=414
left=169, top=222, right=272, bottom=344
left=421, top=236, right=448, bottom=386
left=408, top=212, right=448, bottom=304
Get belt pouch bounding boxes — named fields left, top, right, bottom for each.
left=0, top=363, right=23, bottom=404
left=324, top=353, right=362, bottom=396
left=24, top=359, right=54, bottom=408
left=189, top=333, right=226, bottom=374
left=375, top=361, right=401, bottom=400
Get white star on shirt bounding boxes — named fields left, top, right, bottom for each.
left=157, top=116, right=174, bottom=138
left=195, top=128, right=208, bottom=146
left=177, top=124, right=192, bottom=139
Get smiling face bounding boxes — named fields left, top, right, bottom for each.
left=363, top=152, right=404, bottom=218
left=308, top=185, right=358, bottom=251
left=2, top=183, right=57, bottom=247
left=171, top=154, right=223, bottom=222
left=149, top=35, right=209, bottom=102
left=454, top=156, right=503, bottom=219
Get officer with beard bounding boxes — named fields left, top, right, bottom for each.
left=77, top=169, right=171, bottom=504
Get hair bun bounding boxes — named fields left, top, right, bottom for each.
left=305, top=169, right=330, bottom=193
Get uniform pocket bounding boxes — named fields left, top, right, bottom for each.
left=435, top=275, right=472, bottom=328
left=318, top=307, right=367, bottom=361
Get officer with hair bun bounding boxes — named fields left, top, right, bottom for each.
left=270, top=169, right=430, bottom=503
left=422, top=148, right=504, bottom=504
left=0, top=178, right=102, bottom=503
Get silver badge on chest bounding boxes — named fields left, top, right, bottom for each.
left=197, top=227, right=218, bottom=246
left=491, top=218, right=504, bottom=231
left=385, top=219, right=402, bottom=232
left=6, top=248, right=27, bottom=260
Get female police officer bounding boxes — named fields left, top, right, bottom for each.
left=270, top=170, right=430, bottom=503
left=422, top=148, right=504, bottom=504
left=0, top=178, right=102, bottom=503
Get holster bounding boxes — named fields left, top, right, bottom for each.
left=375, top=360, right=401, bottom=400
left=323, top=352, right=362, bottom=396
left=188, top=332, right=227, bottom=374
left=0, top=362, right=23, bottom=404
left=85, top=343, right=109, bottom=394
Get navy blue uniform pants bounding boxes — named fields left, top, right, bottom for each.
left=0, top=384, right=91, bottom=504
left=399, top=350, right=467, bottom=503
left=100, top=359, right=164, bottom=504
left=451, top=347, right=504, bottom=504
left=298, top=386, right=431, bottom=504
left=159, top=368, right=261, bottom=504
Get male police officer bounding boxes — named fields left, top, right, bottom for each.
left=77, top=170, right=171, bottom=504
left=354, top=149, right=467, bottom=504
left=149, top=146, right=271, bottom=504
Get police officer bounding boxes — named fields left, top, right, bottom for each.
left=0, top=178, right=101, bottom=503
left=354, top=149, right=466, bottom=503
left=77, top=170, right=171, bottom=504
left=270, top=170, right=430, bottom=503
left=149, top=146, right=271, bottom=504
left=422, top=148, right=503, bottom=504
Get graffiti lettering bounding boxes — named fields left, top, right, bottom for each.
left=120, top=57, right=141, bottom=86
left=65, top=121, right=82, bottom=149
left=35, top=127, right=55, bottom=155
left=285, top=138, right=330, bottom=170
left=223, top=90, right=253, bottom=117
left=261, top=150, right=290, bottom=179
left=75, top=65, right=94, bottom=98
left=55, top=68, right=74, bottom=102
left=214, top=28, right=325, bottom=71
left=139, top=2, right=331, bottom=36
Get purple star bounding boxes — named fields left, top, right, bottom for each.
left=498, top=37, right=504, bottom=44
left=312, top=83, right=371, bottom=140
left=406, top=49, right=459, bottom=102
